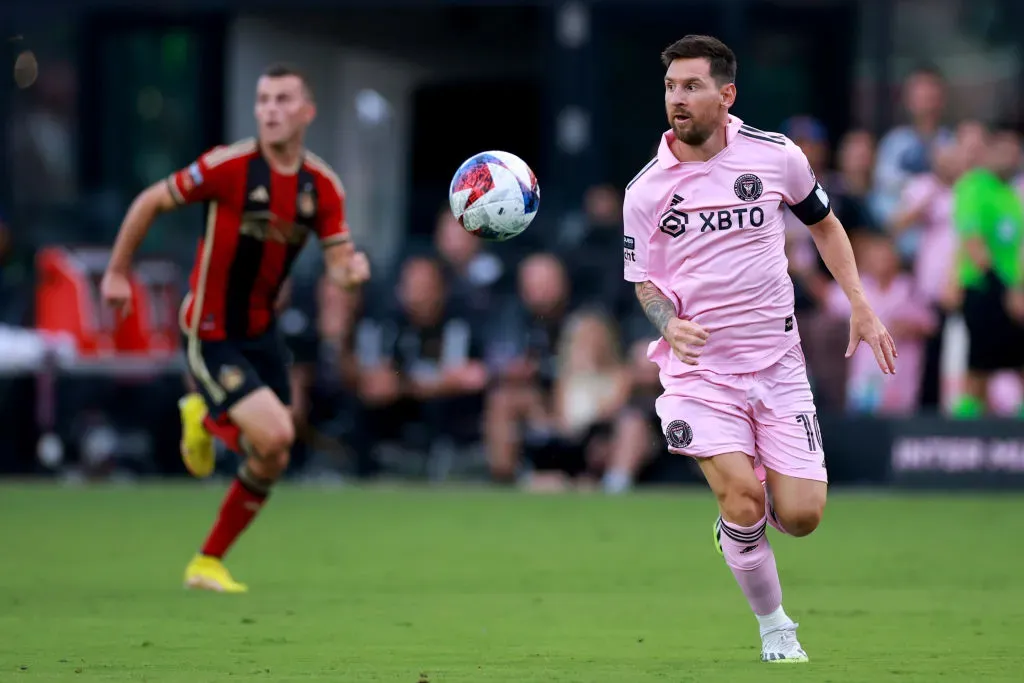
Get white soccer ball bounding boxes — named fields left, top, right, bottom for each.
left=448, top=150, right=540, bottom=241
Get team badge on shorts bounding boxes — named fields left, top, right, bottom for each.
left=218, top=365, right=245, bottom=392
left=665, top=420, right=693, bottom=449
left=734, top=174, right=763, bottom=201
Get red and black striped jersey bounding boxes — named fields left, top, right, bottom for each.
left=168, top=138, right=350, bottom=341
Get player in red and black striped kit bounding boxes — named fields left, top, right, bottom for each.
left=101, top=64, right=370, bottom=592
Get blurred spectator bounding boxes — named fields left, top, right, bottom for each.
left=601, top=337, right=666, bottom=494
left=782, top=118, right=879, bottom=238
left=951, top=122, right=1024, bottom=418
left=277, top=276, right=318, bottom=453
left=356, top=256, right=489, bottom=456
left=276, top=272, right=373, bottom=476
left=872, top=65, right=954, bottom=232
left=559, top=184, right=632, bottom=317
left=484, top=253, right=571, bottom=482
left=8, top=58, right=78, bottom=208
left=785, top=204, right=848, bottom=411
left=829, top=129, right=882, bottom=235
left=318, top=276, right=366, bottom=394
left=0, top=213, right=29, bottom=324
left=314, top=280, right=380, bottom=476
left=826, top=233, right=936, bottom=414
left=433, top=207, right=505, bottom=318
left=782, top=115, right=830, bottom=181
left=957, top=120, right=989, bottom=170
left=889, top=139, right=966, bottom=409
left=782, top=121, right=878, bottom=293
left=520, top=310, right=631, bottom=492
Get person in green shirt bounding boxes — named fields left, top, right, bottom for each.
left=951, top=121, right=1024, bottom=418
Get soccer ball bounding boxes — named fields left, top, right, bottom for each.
left=448, top=151, right=540, bottom=241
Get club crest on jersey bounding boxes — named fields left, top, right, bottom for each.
left=218, top=365, right=245, bottom=392
left=665, top=420, right=693, bottom=449
left=734, top=173, right=763, bottom=202
left=298, top=184, right=316, bottom=218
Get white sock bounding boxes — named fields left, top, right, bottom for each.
left=756, top=605, right=793, bottom=636
left=602, top=469, right=632, bottom=494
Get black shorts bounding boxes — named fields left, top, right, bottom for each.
left=962, top=271, right=1024, bottom=372
left=185, top=330, right=292, bottom=419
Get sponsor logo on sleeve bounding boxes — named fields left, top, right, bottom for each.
left=188, top=162, right=204, bottom=186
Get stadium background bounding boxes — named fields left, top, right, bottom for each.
left=0, top=0, right=1022, bottom=488
left=4, top=2, right=1024, bottom=681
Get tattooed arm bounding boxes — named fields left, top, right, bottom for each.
left=634, top=280, right=709, bottom=366
left=634, top=280, right=677, bottom=335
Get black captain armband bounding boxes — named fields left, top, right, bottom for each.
left=788, top=182, right=831, bottom=226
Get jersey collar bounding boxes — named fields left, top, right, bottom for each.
left=658, top=114, right=744, bottom=169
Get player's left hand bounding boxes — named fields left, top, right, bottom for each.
left=340, top=251, right=371, bottom=289
left=846, top=304, right=897, bottom=375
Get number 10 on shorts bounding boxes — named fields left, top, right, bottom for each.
left=795, top=414, right=823, bottom=452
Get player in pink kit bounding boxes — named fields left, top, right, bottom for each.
left=623, top=35, right=898, bottom=662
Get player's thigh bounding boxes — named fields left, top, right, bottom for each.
left=754, top=345, right=827, bottom=533
left=655, top=373, right=762, bottom=524
left=242, top=331, right=294, bottom=408
left=654, top=372, right=755, bottom=459
left=763, top=468, right=826, bottom=536
left=229, top=334, right=295, bottom=453
left=185, top=336, right=264, bottom=421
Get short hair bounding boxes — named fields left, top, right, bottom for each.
left=402, top=254, right=444, bottom=277
left=990, top=119, right=1022, bottom=137
left=261, top=62, right=314, bottom=101
left=907, top=63, right=945, bottom=82
left=661, top=35, right=737, bottom=85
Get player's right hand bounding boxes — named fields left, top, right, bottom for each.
left=100, top=270, right=133, bottom=316
left=345, top=251, right=372, bottom=288
left=664, top=317, right=710, bottom=366
left=1006, top=287, right=1024, bottom=323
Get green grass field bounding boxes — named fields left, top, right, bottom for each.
left=2, top=483, right=1023, bottom=682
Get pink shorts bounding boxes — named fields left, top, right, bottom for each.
left=655, top=344, right=827, bottom=482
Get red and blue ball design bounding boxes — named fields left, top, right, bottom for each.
left=448, top=151, right=540, bottom=241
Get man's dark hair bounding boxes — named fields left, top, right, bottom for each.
left=661, top=35, right=737, bottom=85
left=990, top=118, right=1022, bottom=137
left=907, top=63, right=945, bottom=82
left=261, top=62, right=314, bottom=101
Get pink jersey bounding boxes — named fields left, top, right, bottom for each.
left=825, top=274, right=935, bottom=413
left=623, top=115, right=830, bottom=376
left=901, top=173, right=955, bottom=305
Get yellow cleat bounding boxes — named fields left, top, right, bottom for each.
left=178, top=393, right=215, bottom=478
left=183, top=554, right=248, bottom=593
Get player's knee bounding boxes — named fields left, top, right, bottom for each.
left=775, top=493, right=826, bottom=537
left=268, top=449, right=291, bottom=476
left=248, top=414, right=295, bottom=460
left=718, top=481, right=765, bottom=528
left=247, top=448, right=290, bottom=481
